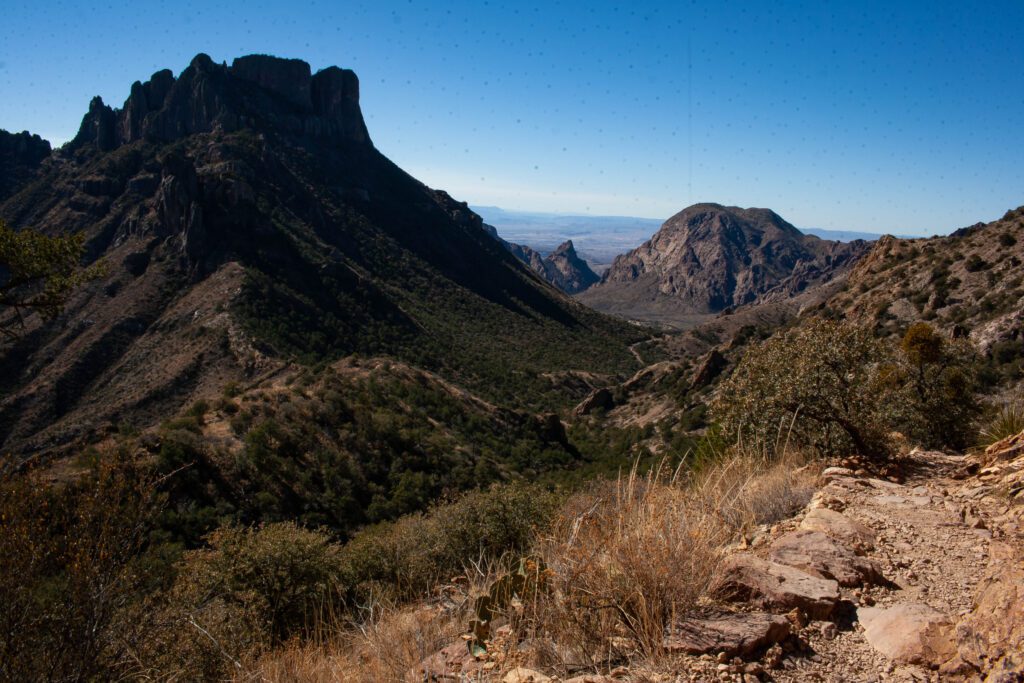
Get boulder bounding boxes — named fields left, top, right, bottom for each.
left=955, top=542, right=1024, bottom=678
left=820, top=466, right=855, bottom=481
left=405, top=640, right=483, bottom=682
left=664, top=610, right=791, bottom=658
left=769, top=529, right=885, bottom=587
left=713, top=554, right=840, bottom=620
left=800, top=507, right=875, bottom=554
left=858, top=603, right=957, bottom=666
left=573, top=387, right=615, bottom=416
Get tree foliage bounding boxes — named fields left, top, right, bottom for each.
left=711, top=319, right=980, bottom=459
left=0, top=218, right=103, bottom=338
left=0, top=451, right=162, bottom=681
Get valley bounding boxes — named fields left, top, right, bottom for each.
left=1, top=47, right=1022, bottom=683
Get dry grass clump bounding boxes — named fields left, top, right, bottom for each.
left=533, top=461, right=727, bottom=662
left=530, top=447, right=817, bottom=667
left=237, top=604, right=460, bottom=682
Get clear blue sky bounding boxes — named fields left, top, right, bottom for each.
left=2, top=1, right=1022, bottom=235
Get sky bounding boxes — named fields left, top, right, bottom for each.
left=1, top=1, right=1022, bottom=236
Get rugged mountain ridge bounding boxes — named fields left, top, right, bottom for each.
left=578, top=203, right=868, bottom=326
left=823, top=205, right=1024, bottom=384
left=0, top=130, right=51, bottom=201
left=0, top=53, right=641, bottom=456
left=67, top=53, right=369, bottom=152
left=482, top=225, right=599, bottom=294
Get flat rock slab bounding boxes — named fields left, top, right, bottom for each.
left=800, top=507, right=876, bottom=554
left=858, top=603, right=956, bottom=666
left=821, top=466, right=855, bottom=481
left=713, top=554, right=840, bottom=620
left=769, top=529, right=885, bottom=587
left=664, top=610, right=791, bottom=657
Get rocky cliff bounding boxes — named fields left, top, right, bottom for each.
left=577, top=203, right=868, bottom=325
left=67, top=53, right=369, bottom=152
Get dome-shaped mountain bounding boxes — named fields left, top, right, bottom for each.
left=577, top=203, right=868, bottom=324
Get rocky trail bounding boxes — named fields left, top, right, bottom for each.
left=683, top=444, right=1023, bottom=683
left=410, top=436, right=1024, bottom=683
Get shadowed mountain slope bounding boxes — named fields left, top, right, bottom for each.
left=0, top=53, right=643, bottom=456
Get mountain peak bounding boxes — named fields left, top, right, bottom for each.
left=551, top=239, right=577, bottom=256
left=68, top=53, right=370, bottom=153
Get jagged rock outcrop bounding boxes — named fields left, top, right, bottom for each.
left=545, top=240, right=599, bottom=293
left=577, top=203, right=868, bottom=322
left=66, top=53, right=370, bottom=153
left=0, top=129, right=52, bottom=200
left=483, top=226, right=599, bottom=294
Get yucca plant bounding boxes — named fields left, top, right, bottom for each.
left=978, top=400, right=1024, bottom=448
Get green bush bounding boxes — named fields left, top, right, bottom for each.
left=170, top=522, right=344, bottom=644
left=338, top=482, right=558, bottom=603
left=965, top=254, right=988, bottom=272
left=883, top=323, right=981, bottom=450
left=710, top=319, right=894, bottom=458
left=0, top=451, right=162, bottom=681
left=711, top=320, right=982, bottom=458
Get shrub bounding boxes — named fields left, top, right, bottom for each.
left=338, top=482, right=558, bottom=604
left=710, top=319, right=893, bottom=458
left=965, top=254, right=988, bottom=272
left=978, top=400, right=1024, bottom=448
left=999, top=232, right=1017, bottom=247
left=0, top=451, right=161, bottom=681
left=884, top=323, right=981, bottom=450
left=712, top=319, right=981, bottom=458
left=173, top=522, right=345, bottom=644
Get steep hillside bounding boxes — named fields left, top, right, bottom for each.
left=578, top=203, right=867, bottom=327
left=825, top=206, right=1024, bottom=385
left=0, top=53, right=643, bottom=456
